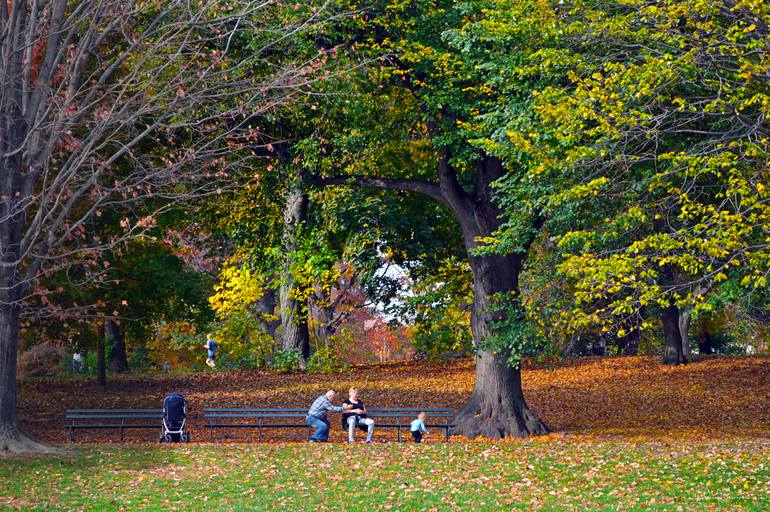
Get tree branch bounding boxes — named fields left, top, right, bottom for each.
left=307, top=173, right=445, bottom=205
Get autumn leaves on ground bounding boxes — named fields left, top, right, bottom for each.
left=3, top=356, right=770, bottom=511
left=17, top=355, right=770, bottom=442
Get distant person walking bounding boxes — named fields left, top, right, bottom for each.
left=306, top=390, right=344, bottom=442
left=341, top=387, right=375, bottom=443
left=410, top=412, right=428, bottom=443
left=71, top=351, right=83, bottom=373
left=205, top=334, right=218, bottom=368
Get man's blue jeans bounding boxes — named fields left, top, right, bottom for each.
left=306, top=415, right=330, bottom=442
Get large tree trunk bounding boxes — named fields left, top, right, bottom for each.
left=106, top=319, right=129, bottom=373
left=279, top=186, right=311, bottom=370
left=448, top=157, right=549, bottom=438
left=0, top=306, right=21, bottom=447
left=452, top=251, right=550, bottom=438
left=0, top=304, right=56, bottom=453
left=661, top=304, right=687, bottom=365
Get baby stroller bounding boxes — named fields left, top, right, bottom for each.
left=160, top=392, right=189, bottom=443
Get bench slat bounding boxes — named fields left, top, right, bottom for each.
left=205, top=408, right=307, bottom=412
left=65, top=424, right=160, bottom=429
left=205, top=423, right=309, bottom=428
left=203, top=412, right=307, bottom=418
left=66, top=409, right=162, bottom=414
left=66, top=415, right=162, bottom=420
left=369, top=408, right=453, bottom=412
left=369, top=412, right=453, bottom=415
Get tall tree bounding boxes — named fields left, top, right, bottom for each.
left=279, top=185, right=311, bottom=368
left=0, top=0, right=328, bottom=453
left=302, top=0, right=565, bottom=438
left=522, top=0, right=770, bottom=365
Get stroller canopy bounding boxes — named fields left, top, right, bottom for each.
left=163, top=392, right=186, bottom=421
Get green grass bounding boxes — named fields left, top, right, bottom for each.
left=1, top=439, right=768, bottom=511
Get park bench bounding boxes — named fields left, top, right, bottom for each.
left=203, top=408, right=309, bottom=442
left=368, top=408, right=455, bottom=442
left=65, top=409, right=163, bottom=442
left=203, top=407, right=455, bottom=442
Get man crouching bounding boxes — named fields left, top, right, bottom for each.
left=306, top=390, right=343, bottom=442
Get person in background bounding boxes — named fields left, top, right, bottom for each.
left=410, top=411, right=428, bottom=443
left=306, top=390, right=344, bottom=442
left=72, top=351, right=83, bottom=373
left=341, top=387, right=375, bottom=444
left=204, top=334, right=218, bottom=368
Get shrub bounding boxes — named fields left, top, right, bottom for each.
left=214, top=312, right=273, bottom=368
left=307, top=344, right=350, bottom=374
left=18, top=342, right=65, bottom=377
left=268, top=349, right=301, bottom=373
left=146, top=321, right=204, bottom=370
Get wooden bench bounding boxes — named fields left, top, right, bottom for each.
left=368, top=408, right=455, bottom=442
left=203, top=407, right=455, bottom=442
left=65, top=409, right=163, bottom=442
left=203, top=408, right=309, bottom=442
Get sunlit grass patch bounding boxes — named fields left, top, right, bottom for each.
left=1, top=440, right=768, bottom=511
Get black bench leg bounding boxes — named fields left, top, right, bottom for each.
left=398, top=425, right=402, bottom=443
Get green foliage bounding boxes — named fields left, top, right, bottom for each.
left=268, top=349, right=302, bottom=373
left=483, top=293, right=556, bottom=367
left=306, top=344, right=350, bottom=374
left=393, top=257, right=473, bottom=359
left=522, top=0, right=770, bottom=337
left=215, top=312, right=274, bottom=368
left=429, top=0, right=770, bottom=347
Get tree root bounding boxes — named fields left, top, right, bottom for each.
left=661, top=354, right=688, bottom=366
left=452, top=396, right=550, bottom=439
left=0, top=426, right=64, bottom=456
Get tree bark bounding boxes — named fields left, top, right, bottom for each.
left=316, top=302, right=335, bottom=349
left=661, top=304, right=687, bottom=365
left=279, top=186, right=311, bottom=370
left=697, top=321, right=714, bottom=355
left=679, top=308, right=692, bottom=357
left=97, top=324, right=107, bottom=386
left=256, top=285, right=280, bottom=339
left=106, top=319, right=130, bottom=373
left=450, top=159, right=549, bottom=437
left=0, top=305, right=21, bottom=445
left=0, top=304, right=56, bottom=453
left=452, top=251, right=549, bottom=438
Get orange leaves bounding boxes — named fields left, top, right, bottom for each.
left=16, top=355, right=770, bottom=444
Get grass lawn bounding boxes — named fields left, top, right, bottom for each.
left=6, top=356, right=770, bottom=510
left=1, top=439, right=768, bottom=511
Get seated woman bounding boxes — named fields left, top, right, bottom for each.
left=341, top=387, right=375, bottom=444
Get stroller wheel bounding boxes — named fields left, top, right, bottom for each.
left=163, top=434, right=173, bottom=443
left=180, top=432, right=189, bottom=443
